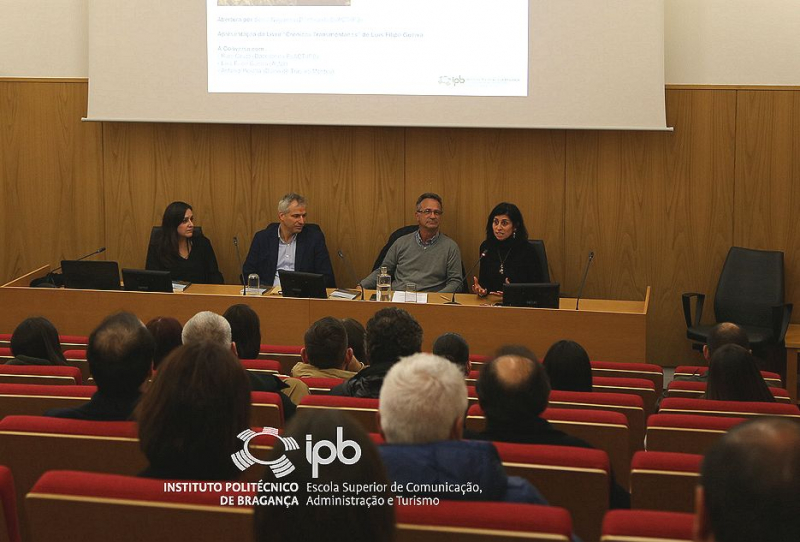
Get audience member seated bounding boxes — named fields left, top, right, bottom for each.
left=291, top=317, right=363, bottom=379
left=543, top=340, right=593, bottom=392
left=46, top=312, right=154, bottom=421
left=378, top=353, right=546, bottom=504
left=705, top=344, right=775, bottom=403
left=182, top=311, right=296, bottom=419
left=145, top=316, right=182, bottom=370
left=473, top=353, right=630, bottom=508
left=5, top=317, right=67, bottom=366
left=694, top=418, right=800, bottom=542
left=330, top=308, right=423, bottom=398
left=137, top=342, right=250, bottom=480
left=341, top=317, right=367, bottom=366
left=254, top=410, right=394, bottom=542
left=432, top=332, right=471, bottom=375
left=222, top=304, right=262, bottom=360
left=222, top=304, right=308, bottom=404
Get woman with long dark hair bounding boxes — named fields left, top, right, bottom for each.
left=543, top=339, right=593, bottom=392
left=6, top=317, right=67, bottom=366
left=706, top=344, right=775, bottom=403
left=145, top=201, right=224, bottom=284
left=472, top=202, right=543, bottom=297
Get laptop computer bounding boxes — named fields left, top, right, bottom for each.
left=502, top=282, right=560, bottom=309
left=61, top=260, right=121, bottom=291
left=278, top=270, right=328, bottom=299
left=122, top=269, right=173, bottom=293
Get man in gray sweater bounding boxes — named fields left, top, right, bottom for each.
left=361, top=193, right=463, bottom=293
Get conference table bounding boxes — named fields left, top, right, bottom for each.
left=0, top=266, right=650, bottom=362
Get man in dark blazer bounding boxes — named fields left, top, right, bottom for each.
left=243, top=193, right=335, bottom=287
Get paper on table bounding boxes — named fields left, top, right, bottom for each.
left=392, top=291, right=428, bottom=304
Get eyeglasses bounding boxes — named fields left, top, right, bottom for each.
left=417, top=208, right=443, bottom=216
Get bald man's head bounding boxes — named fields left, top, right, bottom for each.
left=477, top=354, right=550, bottom=425
left=697, top=418, right=800, bottom=542
left=704, top=322, right=750, bottom=361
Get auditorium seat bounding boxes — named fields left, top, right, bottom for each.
left=298, top=377, right=345, bottom=395
left=0, top=348, right=12, bottom=362
left=0, top=365, right=82, bottom=386
left=494, top=442, right=609, bottom=542
left=25, top=471, right=252, bottom=542
left=396, top=500, right=573, bottom=542
left=466, top=369, right=479, bottom=385
left=297, top=395, right=379, bottom=433
left=58, top=335, right=89, bottom=349
left=549, top=389, right=646, bottom=456
left=590, top=361, right=664, bottom=393
left=249, top=391, right=286, bottom=429
left=601, top=510, right=693, bottom=542
left=258, top=344, right=302, bottom=375
left=665, top=380, right=792, bottom=403
left=0, top=335, right=10, bottom=348
left=591, top=376, right=657, bottom=415
left=0, top=416, right=143, bottom=541
left=0, top=466, right=21, bottom=542
left=62, top=349, right=91, bottom=382
left=466, top=404, right=630, bottom=486
left=466, top=385, right=479, bottom=407
left=674, top=365, right=782, bottom=387
left=240, top=359, right=282, bottom=375
left=658, top=397, right=800, bottom=419
left=630, top=451, right=701, bottom=512
left=0, top=384, right=94, bottom=417
left=646, top=413, right=745, bottom=455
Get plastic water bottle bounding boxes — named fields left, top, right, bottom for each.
left=377, top=266, right=391, bottom=301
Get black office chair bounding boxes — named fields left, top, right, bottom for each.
left=682, top=246, right=792, bottom=352
left=372, top=225, right=418, bottom=271
left=529, top=239, right=551, bottom=283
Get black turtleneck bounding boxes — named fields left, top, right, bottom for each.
left=477, top=238, right=543, bottom=293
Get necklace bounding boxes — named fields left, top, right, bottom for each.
left=498, top=247, right=512, bottom=275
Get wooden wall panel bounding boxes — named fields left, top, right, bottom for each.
left=404, top=128, right=566, bottom=288
left=251, top=125, right=405, bottom=287
left=1, top=80, right=797, bottom=367
left=734, top=91, right=800, bottom=310
left=0, top=81, right=103, bottom=283
left=103, top=123, right=252, bottom=284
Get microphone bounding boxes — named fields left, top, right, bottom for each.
left=233, top=236, right=246, bottom=296
left=575, top=251, right=595, bottom=310
left=445, top=250, right=487, bottom=305
left=337, top=250, right=364, bottom=300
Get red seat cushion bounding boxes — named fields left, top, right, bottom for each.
left=0, top=365, right=83, bottom=385
left=0, top=384, right=96, bottom=397
left=0, top=415, right=136, bottom=438
left=259, top=344, right=301, bottom=355
left=602, top=509, right=693, bottom=540
left=631, top=451, right=702, bottom=473
left=0, top=466, right=21, bottom=542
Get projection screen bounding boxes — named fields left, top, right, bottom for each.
left=87, top=0, right=667, bottom=130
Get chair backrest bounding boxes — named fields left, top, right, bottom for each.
left=666, top=380, right=792, bottom=403
left=646, top=413, right=745, bottom=455
left=0, top=349, right=12, bottom=363
left=714, top=246, right=785, bottom=328
left=58, top=335, right=89, bottom=349
left=0, top=365, right=82, bottom=386
left=601, top=510, right=693, bottom=542
left=0, top=466, right=20, bottom=542
left=590, top=361, right=664, bottom=392
left=298, top=377, right=345, bottom=395
left=62, top=349, right=91, bottom=383
left=258, top=344, right=302, bottom=375
left=0, top=415, right=142, bottom=542
left=528, top=239, right=551, bottom=283
left=396, top=500, right=573, bottom=542
left=0, top=384, right=94, bottom=417
left=494, top=442, right=608, bottom=542
left=674, top=365, right=782, bottom=387
left=249, top=391, right=285, bottom=429
left=298, top=395, right=380, bottom=433
left=26, top=470, right=252, bottom=542
left=592, top=376, right=657, bottom=415
left=372, top=225, right=419, bottom=271
left=240, top=359, right=281, bottom=375
left=630, top=451, right=701, bottom=513
left=466, top=405, right=630, bottom=487
left=658, top=397, right=800, bottom=418
left=549, top=389, right=646, bottom=458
